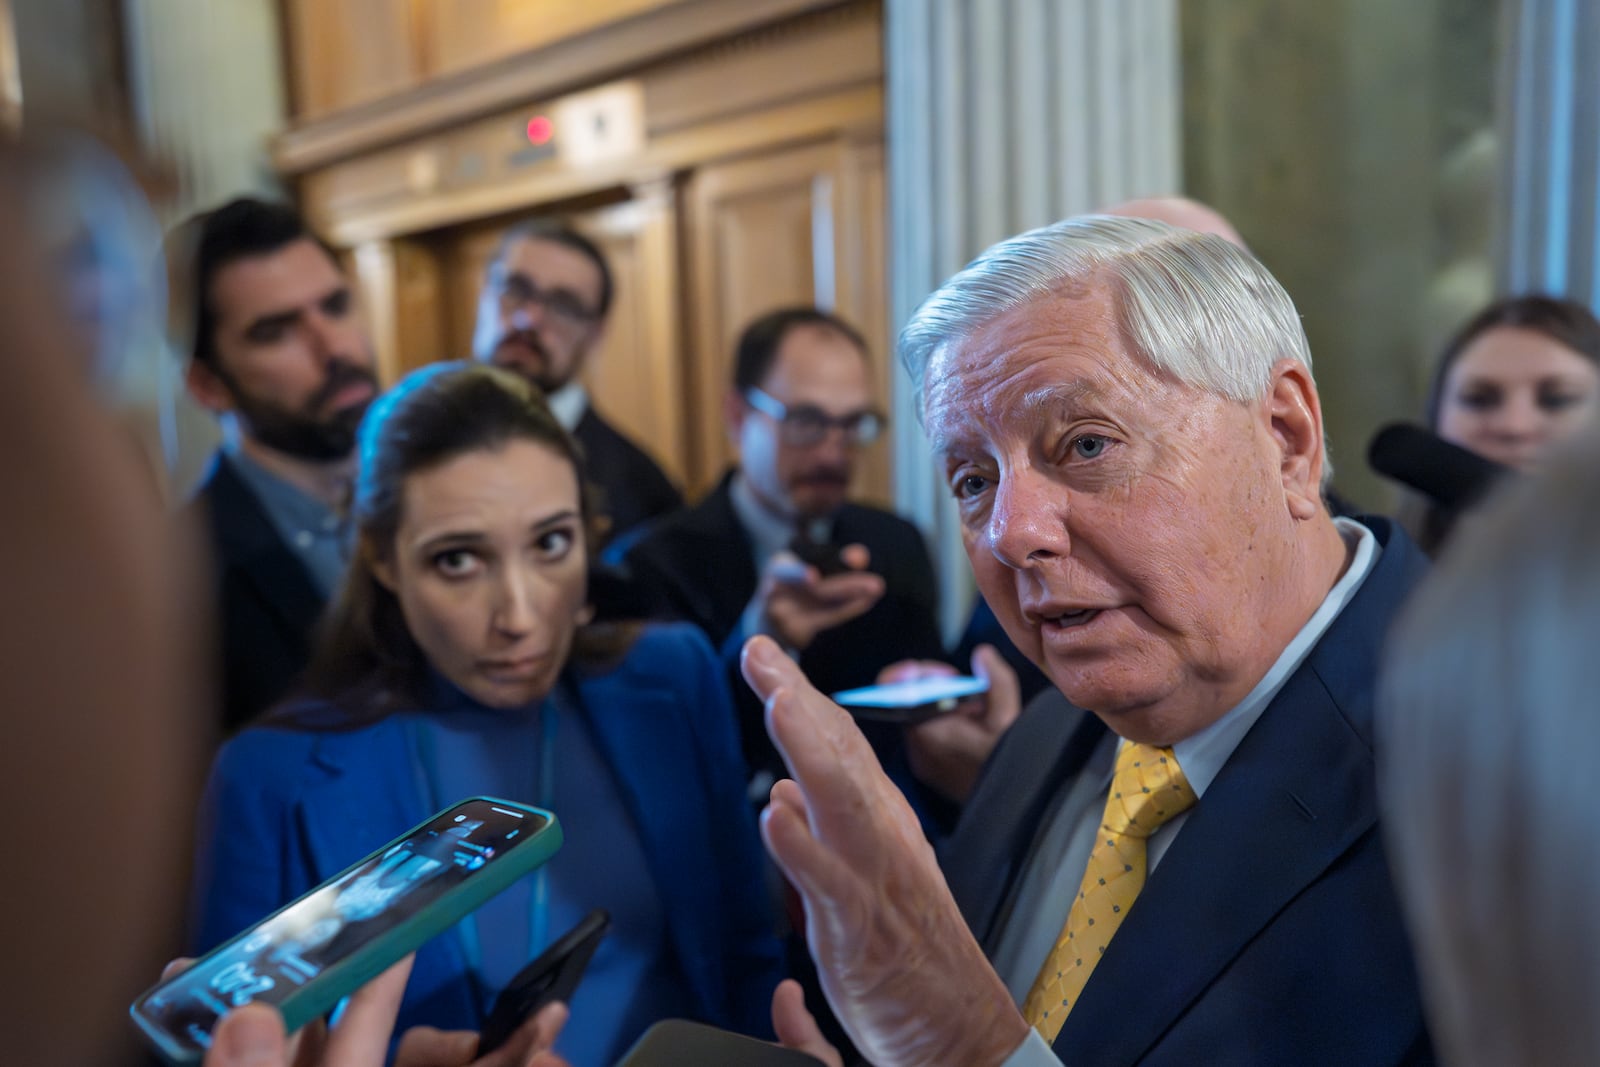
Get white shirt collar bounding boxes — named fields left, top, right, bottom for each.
left=1157, top=517, right=1382, bottom=797
left=545, top=381, right=589, bottom=432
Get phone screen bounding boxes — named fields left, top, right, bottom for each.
left=137, top=799, right=549, bottom=1057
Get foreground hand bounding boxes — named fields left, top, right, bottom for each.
left=887, top=645, right=1021, bottom=803
left=757, top=545, right=885, bottom=652
left=166, top=956, right=572, bottom=1067
left=398, top=1002, right=571, bottom=1067
left=743, top=636, right=1029, bottom=1067
left=191, top=955, right=415, bottom=1067
left=771, top=980, right=843, bottom=1067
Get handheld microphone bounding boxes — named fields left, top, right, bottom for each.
left=1367, top=423, right=1510, bottom=510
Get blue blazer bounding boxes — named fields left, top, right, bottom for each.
left=942, top=518, right=1436, bottom=1065
left=189, top=622, right=783, bottom=1040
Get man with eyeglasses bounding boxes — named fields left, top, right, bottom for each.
left=472, top=220, right=681, bottom=542
left=622, top=307, right=945, bottom=801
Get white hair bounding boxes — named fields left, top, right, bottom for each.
left=898, top=215, right=1326, bottom=474
left=1378, top=425, right=1600, bottom=1067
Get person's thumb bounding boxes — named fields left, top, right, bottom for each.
left=206, top=1004, right=287, bottom=1067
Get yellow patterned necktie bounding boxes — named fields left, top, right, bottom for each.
left=1021, top=742, right=1197, bottom=1043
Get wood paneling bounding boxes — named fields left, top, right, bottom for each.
left=425, top=0, right=670, bottom=78
left=294, top=0, right=886, bottom=502
left=684, top=137, right=889, bottom=500
left=275, top=0, right=856, bottom=166
left=283, top=0, right=422, bottom=118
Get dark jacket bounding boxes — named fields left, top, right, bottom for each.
left=621, top=471, right=945, bottom=780
left=572, top=407, right=681, bottom=545
left=942, top=517, right=1435, bottom=1065
left=190, top=452, right=326, bottom=733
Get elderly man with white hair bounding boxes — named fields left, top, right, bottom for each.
left=747, top=216, right=1436, bottom=1065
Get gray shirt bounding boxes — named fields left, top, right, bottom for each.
left=226, top=447, right=347, bottom=597
left=996, top=518, right=1380, bottom=1065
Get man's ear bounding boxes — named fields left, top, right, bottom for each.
left=1265, top=358, right=1326, bottom=520
left=184, top=359, right=236, bottom=416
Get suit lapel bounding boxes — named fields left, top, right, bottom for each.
left=1053, top=665, right=1376, bottom=1061
left=944, top=695, right=1107, bottom=948
left=295, top=723, right=428, bottom=880
left=575, top=665, right=727, bottom=1019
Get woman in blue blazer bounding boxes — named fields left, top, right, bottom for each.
left=188, top=363, right=783, bottom=1067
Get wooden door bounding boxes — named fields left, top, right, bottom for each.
left=282, top=0, right=422, bottom=118
left=683, top=136, right=890, bottom=502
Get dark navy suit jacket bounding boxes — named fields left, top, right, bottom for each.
left=190, top=452, right=326, bottom=734
left=942, top=518, right=1436, bottom=1065
left=189, top=623, right=782, bottom=1039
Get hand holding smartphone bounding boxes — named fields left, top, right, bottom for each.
left=476, top=909, right=610, bottom=1056
left=130, top=797, right=562, bottom=1064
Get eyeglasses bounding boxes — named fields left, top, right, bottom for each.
left=493, top=269, right=601, bottom=327
left=744, top=387, right=886, bottom=447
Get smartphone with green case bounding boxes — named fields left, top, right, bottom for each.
left=130, top=796, right=562, bottom=1064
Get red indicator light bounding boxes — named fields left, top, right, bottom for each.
left=525, top=115, right=554, bottom=145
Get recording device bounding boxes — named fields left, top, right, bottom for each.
left=787, top=533, right=850, bottom=577
left=616, top=1019, right=825, bottom=1065
left=130, top=797, right=563, bottom=1064
left=832, top=674, right=990, bottom=724
left=1367, top=423, right=1510, bottom=510
left=476, top=909, right=610, bottom=1056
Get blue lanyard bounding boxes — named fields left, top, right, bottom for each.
left=407, top=698, right=559, bottom=1015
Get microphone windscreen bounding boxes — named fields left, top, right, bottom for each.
left=1367, top=423, right=1509, bottom=510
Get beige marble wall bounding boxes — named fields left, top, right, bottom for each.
left=1182, top=0, right=1497, bottom=509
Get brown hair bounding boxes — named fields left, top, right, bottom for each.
left=293, top=361, right=634, bottom=725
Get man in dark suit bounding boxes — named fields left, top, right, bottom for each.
left=740, top=218, right=1436, bottom=1066
left=621, top=308, right=945, bottom=788
left=171, top=198, right=379, bottom=733
left=471, top=221, right=681, bottom=543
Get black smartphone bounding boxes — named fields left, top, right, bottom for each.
left=787, top=533, right=850, bottom=577
left=476, top=909, right=610, bottom=1056
left=131, top=798, right=562, bottom=1064
left=616, top=1019, right=823, bottom=1065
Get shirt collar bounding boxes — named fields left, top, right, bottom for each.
left=1122, top=517, right=1382, bottom=798
left=225, top=444, right=342, bottom=536
left=545, top=381, right=589, bottom=432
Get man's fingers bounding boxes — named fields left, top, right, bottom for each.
left=839, top=543, right=871, bottom=570
left=741, top=634, right=804, bottom=700
left=205, top=1004, right=288, bottom=1067
left=763, top=685, right=880, bottom=822
left=497, top=1002, right=570, bottom=1067
left=769, top=776, right=811, bottom=825
left=393, top=1026, right=477, bottom=1066
left=161, top=957, right=194, bottom=982
left=972, top=644, right=1022, bottom=729
left=317, top=955, right=415, bottom=1067
left=771, top=979, right=844, bottom=1067
left=760, top=790, right=854, bottom=904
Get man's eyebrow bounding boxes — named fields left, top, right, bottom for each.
left=243, top=308, right=302, bottom=336
left=1021, top=380, right=1106, bottom=415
